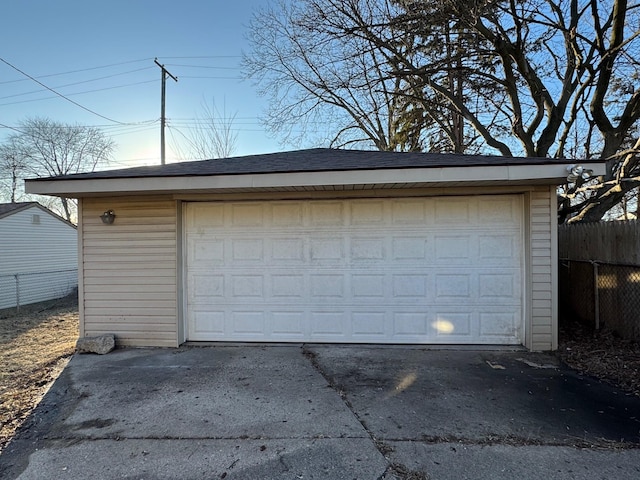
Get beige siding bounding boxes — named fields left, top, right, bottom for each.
left=77, top=186, right=558, bottom=351
left=528, top=188, right=557, bottom=351
left=80, top=196, right=178, bottom=347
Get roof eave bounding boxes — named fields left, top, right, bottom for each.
left=25, top=163, right=607, bottom=198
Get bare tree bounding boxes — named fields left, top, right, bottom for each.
left=244, top=0, right=640, bottom=221
left=3, top=117, right=115, bottom=221
left=0, top=137, right=28, bottom=203
left=171, top=98, right=239, bottom=160
left=243, top=0, right=453, bottom=152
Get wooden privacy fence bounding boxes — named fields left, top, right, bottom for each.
left=558, top=220, right=640, bottom=341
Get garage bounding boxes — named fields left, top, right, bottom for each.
left=27, top=148, right=605, bottom=350
left=185, top=194, right=524, bottom=344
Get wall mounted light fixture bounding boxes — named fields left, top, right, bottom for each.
left=100, top=210, right=116, bottom=224
left=566, top=164, right=594, bottom=183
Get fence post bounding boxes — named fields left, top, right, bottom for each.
left=14, top=274, right=20, bottom=313
left=593, top=262, right=599, bottom=330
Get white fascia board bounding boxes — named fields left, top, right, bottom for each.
left=25, top=162, right=607, bottom=197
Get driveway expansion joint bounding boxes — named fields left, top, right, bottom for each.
left=302, top=345, right=429, bottom=480
left=43, top=434, right=373, bottom=442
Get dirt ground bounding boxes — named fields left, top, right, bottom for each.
left=0, top=298, right=638, bottom=455
left=0, top=294, right=79, bottom=453
left=558, top=318, right=640, bottom=397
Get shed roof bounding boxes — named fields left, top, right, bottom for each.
left=0, top=201, right=76, bottom=228
left=0, top=202, right=40, bottom=220
left=25, top=148, right=607, bottom=198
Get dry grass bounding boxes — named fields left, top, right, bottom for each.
left=0, top=295, right=78, bottom=453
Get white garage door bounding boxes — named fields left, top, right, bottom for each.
left=185, top=195, right=523, bottom=344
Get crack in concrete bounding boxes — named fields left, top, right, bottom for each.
left=302, top=346, right=429, bottom=480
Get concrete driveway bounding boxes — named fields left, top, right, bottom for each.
left=1, top=345, right=639, bottom=479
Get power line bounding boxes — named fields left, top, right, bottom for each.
left=0, top=58, right=153, bottom=85
left=160, top=56, right=241, bottom=59
left=0, top=58, right=239, bottom=87
left=0, top=69, right=156, bottom=100
left=112, top=124, right=159, bottom=133
left=179, top=76, right=242, bottom=79
left=0, top=56, right=130, bottom=125
left=164, top=64, right=238, bottom=70
left=0, top=80, right=158, bottom=107
left=0, top=122, right=24, bottom=134
left=0, top=119, right=159, bottom=132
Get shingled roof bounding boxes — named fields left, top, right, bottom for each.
left=0, top=202, right=39, bottom=219
left=27, top=148, right=600, bottom=182
left=0, top=202, right=77, bottom=227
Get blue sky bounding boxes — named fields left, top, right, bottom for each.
left=0, top=0, right=284, bottom=168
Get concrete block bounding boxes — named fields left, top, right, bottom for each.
left=76, top=334, right=115, bottom=355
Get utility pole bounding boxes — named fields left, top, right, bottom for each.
left=154, top=58, right=178, bottom=165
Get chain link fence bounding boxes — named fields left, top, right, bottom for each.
left=0, top=269, right=78, bottom=312
left=559, top=260, right=640, bottom=341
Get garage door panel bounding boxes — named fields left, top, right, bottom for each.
left=230, top=203, right=265, bottom=226
left=232, top=311, right=266, bottom=336
left=478, top=234, right=518, bottom=261
left=352, top=274, right=386, bottom=299
left=192, top=310, right=224, bottom=335
left=272, top=274, right=305, bottom=297
left=272, top=202, right=304, bottom=226
left=271, top=311, right=306, bottom=337
left=391, top=237, right=429, bottom=260
left=433, top=312, right=472, bottom=338
left=310, top=311, right=348, bottom=338
left=479, top=311, right=521, bottom=340
left=231, top=238, right=264, bottom=262
left=479, top=273, right=519, bottom=300
left=310, top=274, right=345, bottom=298
left=391, top=199, right=431, bottom=224
left=310, top=237, right=344, bottom=263
left=186, top=196, right=524, bottom=344
left=191, top=239, right=224, bottom=263
left=352, top=312, right=387, bottom=338
left=434, top=235, right=471, bottom=263
left=393, top=312, right=429, bottom=337
left=188, top=203, right=224, bottom=227
left=309, top=202, right=345, bottom=226
left=351, top=200, right=385, bottom=224
left=351, top=237, right=386, bottom=261
left=190, top=274, right=224, bottom=299
left=231, top=275, right=264, bottom=298
left=434, top=273, right=472, bottom=299
left=435, top=198, right=472, bottom=223
left=272, top=238, right=305, bottom=262
left=393, top=274, right=429, bottom=299
left=478, top=197, right=521, bottom=224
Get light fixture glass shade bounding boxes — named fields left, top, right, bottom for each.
left=566, top=164, right=588, bottom=183
left=100, top=210, right=116, bottom=224
left=570, top=165, right=584, bottom=176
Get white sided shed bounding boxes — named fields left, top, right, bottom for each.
left=26, top=149, right=606, bottom=350
left=0, top=202, right=78, bottom=309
